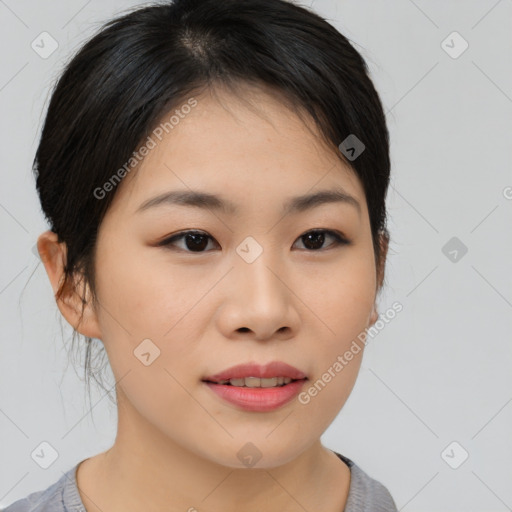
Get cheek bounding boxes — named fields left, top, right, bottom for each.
left=93, top=239, right=213, bottom=401
left=292, top=252, right=375, bottom=425
left=93, top=249, right=205, bottom=436
left=303, top=249, right=377, bottom=339
left=94, top=235, right=209, bottom=342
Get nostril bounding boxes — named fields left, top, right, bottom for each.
left=238, top=327, right=250, bottom=333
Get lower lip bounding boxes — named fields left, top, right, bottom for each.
left=203, top=379, right=307, bottom=412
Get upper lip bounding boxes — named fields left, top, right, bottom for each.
left=203, top=361, right=308, bottom=382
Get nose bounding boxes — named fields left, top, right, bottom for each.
left=216, top=253, right=300, bottom=341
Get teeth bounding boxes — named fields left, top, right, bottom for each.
left=228, top=378, right=245, bottom=386
left=215, top=376, right=294, bottom=387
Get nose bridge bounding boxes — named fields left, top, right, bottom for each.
left=222, top=238, right=297, bottom=337
left=235, top=244, right=287, bottom=310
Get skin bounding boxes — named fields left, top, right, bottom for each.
left=38, top=84, right=388, bottom=512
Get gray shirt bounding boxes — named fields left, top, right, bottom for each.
left=2, top=452, right=397, bottom=511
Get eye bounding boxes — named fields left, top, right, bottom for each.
left=158, top=230, right=218, bottom=252
left=158, top=229, right=350, bottom=253
left=293, top=229, right=350, bottom=251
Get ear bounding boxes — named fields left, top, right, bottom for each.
left=369, top=232, right=389, bottom=326
left=37, top=230, right=102, bottom=340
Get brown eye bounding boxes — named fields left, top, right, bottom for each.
left=159, top=231, right=218, bottom=252
left=294, top=229, right=350, bottom=251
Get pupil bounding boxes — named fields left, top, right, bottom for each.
left=185, top=233, right=208, bottom=251
left=303, top=231, right=324, bottom=250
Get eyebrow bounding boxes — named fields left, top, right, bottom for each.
left=136, top=187, right=361, bottom=217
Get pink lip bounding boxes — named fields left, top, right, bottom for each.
left=203, top=361, right=307, bottom=382
left=204, top=379, right=307, bottom=412
left=202, top=361, right=308, bottom=412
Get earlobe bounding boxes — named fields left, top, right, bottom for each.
left=37, top=230, right=102, bottom=340
left=369, top=305, right=379, bottom=326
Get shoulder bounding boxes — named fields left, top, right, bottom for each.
left=334, top=452, right=398, bottom=512
left=1, top=464, right=83, bottom=512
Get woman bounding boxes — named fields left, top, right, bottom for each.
left=5, top=0, right=397, bottom=510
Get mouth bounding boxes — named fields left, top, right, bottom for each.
left=202, top=376, right=308, bottom=388
left=201, top=361, right=308, bottom=411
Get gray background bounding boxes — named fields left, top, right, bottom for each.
left=1, top=1, right=511, bottom=510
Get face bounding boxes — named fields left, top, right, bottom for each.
left=53, top=85, right=383, bottom=469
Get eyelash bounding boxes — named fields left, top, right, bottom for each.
left=157, top=229, right=350, bottom=253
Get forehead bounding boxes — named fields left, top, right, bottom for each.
left=109, top=85, right=365, bottom=215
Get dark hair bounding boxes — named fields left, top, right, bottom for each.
left=32, top=0, right=391, bottom=403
